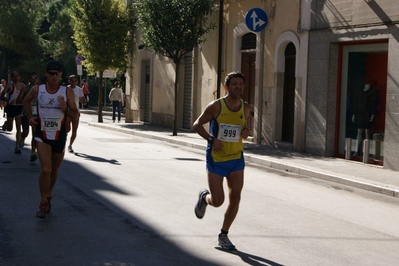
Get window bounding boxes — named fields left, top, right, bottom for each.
left=241, top=33, right=256, bottom=50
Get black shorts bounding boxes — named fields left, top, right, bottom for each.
left=6, top=105, right=23, bottom=118
left=35, top=137, right=66, bottom=153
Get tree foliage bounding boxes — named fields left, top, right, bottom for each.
left=132, top=0, right=217, bottom=135
left=41, top=1, right=78, bottom=81
left=70, top=0, right=133, bottom=74
left=70, top=0, right=135, bottom=122
left=0, top=0, right=76, bottom=80
left=133, top=0, right=216, bottom=64
left=0, top=0, right=46, bottom=77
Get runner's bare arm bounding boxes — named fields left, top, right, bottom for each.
left=193, top=100, right=219, bottom=140
left=79, top=96, right=86, bottom=105
left=0, top=83, right=10, bottom=101
left=66, top=88, right=78, bottom=120
left=16, top=86, right=27, bottom=105
left=23, top=86, right=38, bottom=123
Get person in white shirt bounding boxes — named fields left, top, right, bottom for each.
left=66, top=75, right=86, bottom=153
left=0, top=79, right=6, bottom=118
left=108, top=81, right=124, bottom=123
left=0, top=71, right=26, bottom=153
left=23, top=60, right=78, bottom=219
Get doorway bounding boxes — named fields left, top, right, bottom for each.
left=282, top=42, right=296, bottom=142
left=241, top=53, right=255, bottom=135
left=140, top=60, right=151, bottom=122
left=183, top=52, right=193, bottom=129
left=337, top=42, right=388, bottom=164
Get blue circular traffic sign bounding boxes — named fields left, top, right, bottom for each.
left=75, top=54, right=83, bottom=65
left=245, top=8, right=268, bottom=32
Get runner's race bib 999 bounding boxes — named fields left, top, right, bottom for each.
left=41, top=117, right=62, bottom=131
left=217, top=123, right=242, bottom=142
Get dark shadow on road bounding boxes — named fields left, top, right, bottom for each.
left=0, top=132, right=222, bottom=266
left=174, top=157, right=203, bottom=161
left=74, top=152, right=121, bottom=165
left=215, top=247, right=285, bottom=266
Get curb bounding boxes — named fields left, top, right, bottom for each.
left=88, top=122, right=399, bottom=199
left=246, top=154, right=399, bottom=198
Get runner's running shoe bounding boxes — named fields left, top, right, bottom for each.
left=30, top=152, right=37, bottom=162
left=218, top=233, right=236, bottom=251
left=194, top=189, right=210, bottom=219
left=36, top=202, right=48, bottom=219
left=14, top=146, right=21, bottom=154
left=68, top=145, right=74, bottom=153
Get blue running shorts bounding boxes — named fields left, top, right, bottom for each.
left=206, top=153, right=245, bottom=177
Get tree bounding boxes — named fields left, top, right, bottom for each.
left=70, top=0, right=135, bottom=122
left=41, top=1, right=78, bottom=82
left=132, top=0, right=216, bottom=135
left=0, top=0, right=46, bottom=77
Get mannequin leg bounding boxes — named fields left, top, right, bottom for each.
left=356, top=128, right=364, bottom=155
left=365, top=129, right=370, bottom=140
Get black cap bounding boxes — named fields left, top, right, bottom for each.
left=46, top=60, right=63, bottom=72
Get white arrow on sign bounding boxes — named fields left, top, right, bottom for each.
left=250, top=11, right=266, bottom=30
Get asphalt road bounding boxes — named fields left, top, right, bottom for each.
left=1, top=114, right=399, bottom=266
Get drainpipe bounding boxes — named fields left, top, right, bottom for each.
left=256, top=1, right=268, bottom=144
left=216, top=0, right=224, bottom=99
left=257, top=29, right=265, bottom=144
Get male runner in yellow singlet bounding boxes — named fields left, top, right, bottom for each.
left=193, top=71, right=250, bottom=250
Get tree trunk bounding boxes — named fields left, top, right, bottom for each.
left=98, top=72, right=103, bottom=123
left=173, top=60, right=180, bottom=136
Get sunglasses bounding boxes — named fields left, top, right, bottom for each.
left=47, top=71, right=60, bottom=76
left=30, top=76, right=38, bottom=79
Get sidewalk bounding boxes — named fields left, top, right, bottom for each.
left=82, top=109, right=399, bottom=198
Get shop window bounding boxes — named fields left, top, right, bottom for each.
left=338, top=43, right=388, bottom=164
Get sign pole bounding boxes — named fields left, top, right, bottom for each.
left=75, top=54, right=83, bottom=87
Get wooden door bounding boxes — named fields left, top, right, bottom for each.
left=241, top=53, right=256, bottom=135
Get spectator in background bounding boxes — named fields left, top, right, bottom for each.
left=108, top=81, right=124, bottom=123
left=0, top=71, right=26, bottom=154
left=20, top=73, right=39, bottom=150
left=66, top=75, right=86, bottom=153
left=81, top=79, right=90, bottom=109
left=0, top=79, right=6, bottom=118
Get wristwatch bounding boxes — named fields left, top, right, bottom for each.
left=207, top=136, right=214, bottom=144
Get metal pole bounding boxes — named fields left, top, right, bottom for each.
left=104, top=79, right=107, bottom=108
left=363, top=139, right=370, bottom=163
left=216, top=0, right=224, bottom=99
left=257, top=29, right=265, bottom=144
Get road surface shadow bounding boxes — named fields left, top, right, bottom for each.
left=215, top=247, right=285, bottom=266
left=74, top=152, right=121, bottom=165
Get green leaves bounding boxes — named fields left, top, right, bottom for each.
left=133, top=0, right=216, bottom=61
left=0, top=0, right=44, bottom=68
left=70, top=0, right=134, bottom=75
left=132, top=0, right=216, bottom=135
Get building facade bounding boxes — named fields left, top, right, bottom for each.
left=125, top=0, right=399, bottom=171
left=125, top=0, right=309, bottom=143
left=307, top=0, right=399, bottom=170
